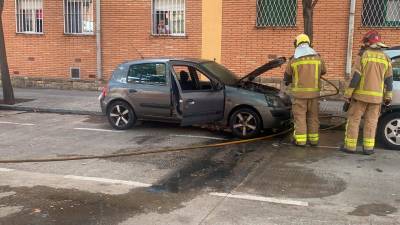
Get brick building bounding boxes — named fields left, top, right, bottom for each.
left=2, top=0, right=400, bottom=90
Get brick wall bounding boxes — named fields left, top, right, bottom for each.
left=221, top=0, right=400, bottom=81
left=3, top=0, right=201, bottom=84
left=3, top=0, right=97, bottom=81
left=101, top=0, right=202, bottom=79
left=2, top=0, right=400, bottom=89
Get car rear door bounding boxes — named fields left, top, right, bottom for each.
left=170, top=61, right=225, bottom=126
left=126, top=62, right=172, bottom=118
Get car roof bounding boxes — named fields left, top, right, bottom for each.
left=384, top=49, right=400, bottom=59
left=121, top=58, right=213, bottom=66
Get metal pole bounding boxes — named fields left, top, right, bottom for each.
left=345, top=0, right=357, bottom=79
left=96, top=0, right=102, bottom=80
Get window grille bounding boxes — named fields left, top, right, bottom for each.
left=362, top=0, right=400, bottom=27
left=16, top=0, right=43, bottom=33
left=70, top=68, right=81, bottom=79
left=64, top=0, right=94, bottom=34
left=256, top=0, right=297, bottom=27
left=152, top=0, right=185, bottom=36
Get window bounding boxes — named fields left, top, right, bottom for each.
left=152, top=0, right=185, bottom=36
left=127, top=63, right=167, bottom=85
left=16, top=0, right=43, bottom=33
left=70, top=68, right=80, bottom=79
left=392, top=58, right=400, bottom=81
left=362, top=0, right=400, bottom=27
left=64, top=0, right=94, bottom=34
left=256, top=0, right=297, bottom=27
left=173, top=65, right=213, bottom=91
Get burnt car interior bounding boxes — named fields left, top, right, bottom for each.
left=173, top=65, right=214, bottom=91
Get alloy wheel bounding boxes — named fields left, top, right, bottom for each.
left=384, top=119, right=400, bottom=145
left=232, top=112, right=258, bottom=137
left=109, top=104, right=131, bottom=128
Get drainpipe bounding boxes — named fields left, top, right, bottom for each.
left=345, top=0, right=357, bottom=79
left=96, top=0, right=102, bottom=80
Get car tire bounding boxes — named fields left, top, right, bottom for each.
left=377, top=112, right=400, bottom=150
left=107, top=101, right=136, bottom=130
left=229, top=108, right=261, bottom=139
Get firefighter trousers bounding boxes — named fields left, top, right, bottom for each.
left=344, top=99, right=381, bottom=151
left=292, top=98, right=320, bottom=146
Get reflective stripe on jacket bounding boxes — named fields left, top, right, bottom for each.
left=284, top=55, right=327, bottom=99
left=345, top=48, right=393, bottom=104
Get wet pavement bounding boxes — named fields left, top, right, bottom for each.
left=0, top=110, right=399, bottom=225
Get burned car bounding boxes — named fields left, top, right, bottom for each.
left=99, top=57, right=291, bottom=138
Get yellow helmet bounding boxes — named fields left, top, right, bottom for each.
left=295, top=34, right=311, bottom=47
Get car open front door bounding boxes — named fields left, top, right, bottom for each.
left=170, top=62, right=225, bottom=126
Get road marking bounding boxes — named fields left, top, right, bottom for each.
left=73, top=128, right=124, bottom=133
left=209, top=192, right=309, bottom=207
left=64, top=175, right=152, bottom=188
left=170, top=135, right=228, bottom=141
left=0, top=121, right=35, bottom=126
left=0, top=168, right=15, bottom=172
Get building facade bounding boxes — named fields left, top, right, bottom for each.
left=2, top=0, right=400, bottom=90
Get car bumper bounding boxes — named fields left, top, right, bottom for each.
left=260, top=106, right=292, bottom=129
left=99, top=94, right=107, bottom=115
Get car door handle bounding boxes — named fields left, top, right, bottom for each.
left=129, top=89, right=137, bottom=93
left=186, top=99, right=196, bottom=105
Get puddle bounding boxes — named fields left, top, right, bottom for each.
left=0, top=185, right=188, bottom=225
left=349, top=203, right=397, bottom=216
left=0, top=143, right=266, bottom=224
left=238, top=145, right=347, bottom=199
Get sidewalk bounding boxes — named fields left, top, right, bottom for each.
left=0, top=88, right=102, bottom=115
left=0, top=88, right=344, bottom=116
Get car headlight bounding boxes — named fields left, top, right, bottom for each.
left=265, top=95, right=285, bottom=108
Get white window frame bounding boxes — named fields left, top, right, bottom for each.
left=15, top=0, right=44, bottom=34
left=151, top=0, right=186, bottom=36
left=63, top=0, right=94, bottom=35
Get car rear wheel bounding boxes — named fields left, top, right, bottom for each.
left=229, top=108, right=261, bottom=139
left=378, top=112, right=400, bottom=150
left=107, top=101, right=136, bottom=130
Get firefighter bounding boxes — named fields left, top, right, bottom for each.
left=284, top=34, right=327, bottom=147
left=342, top=30, right=393, bottom=155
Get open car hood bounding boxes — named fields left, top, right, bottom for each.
left=237, top=57, right=287, bottom=84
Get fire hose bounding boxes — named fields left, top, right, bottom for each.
left=0, top=78, right=345, bottom=164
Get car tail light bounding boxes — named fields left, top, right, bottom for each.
left=102, top=85, right=108, bottom=97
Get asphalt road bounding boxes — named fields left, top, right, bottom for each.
left=0, top=110, right=399, bottom=225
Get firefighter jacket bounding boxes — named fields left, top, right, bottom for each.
left=284, top=54, right=327, bottom=99
left=345, top=48, right=393, bottom=104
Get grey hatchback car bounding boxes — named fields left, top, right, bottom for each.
left=99, top=57, right=291, bottom=138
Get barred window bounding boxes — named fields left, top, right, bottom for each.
left=362, top=0, right=400, bottom=27
left=16, top=0, right=43, bottom=34
left=152, top=0, right=185, bottom=36
left=64, top=0, right=94, bottom=34
left=256, top=0, right=297, bottom=27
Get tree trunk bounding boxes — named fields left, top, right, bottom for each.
left=302, top=0, right=314, bottom=43
left=0, top=0, right=15, bottom=105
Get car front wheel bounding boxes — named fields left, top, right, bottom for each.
left=229, top=108, right=261, bottom=139
left=107, top=101, right=136, bottom=130
left=378, top=112, right=400, bottom=150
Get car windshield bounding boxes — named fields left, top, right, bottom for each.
left=201, top=61, right=239, bottom=86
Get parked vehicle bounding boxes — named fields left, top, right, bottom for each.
left=99, top=57, right=292, bottom=138
left=377, top=46, right=400, bottom=150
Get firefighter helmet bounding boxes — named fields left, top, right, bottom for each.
left=362, top=30, right=387, bottom=48
left=295, top=34, right=311, bottom=47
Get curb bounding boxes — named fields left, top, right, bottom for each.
left=0, top=104, right=103, bottom=116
